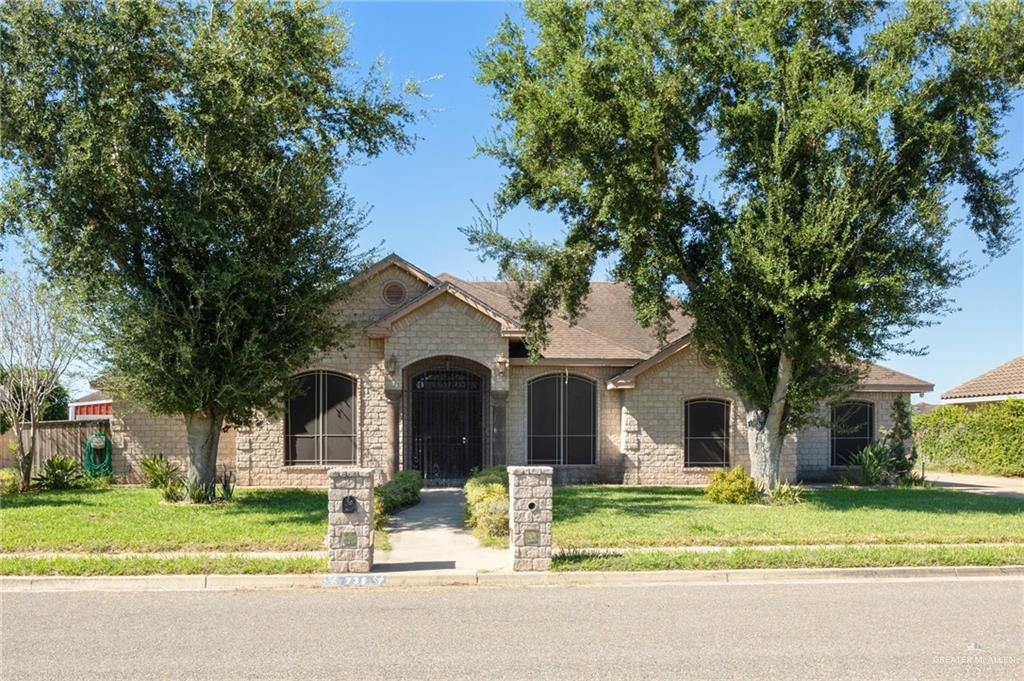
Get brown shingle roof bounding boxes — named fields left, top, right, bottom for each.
left=365, top=256, right=931, bottom=389
left=442, top=276, right=691, bottom=360
left=862, top=364, right=934, bottom=392
left=941, top=356, right=1024, bottom=400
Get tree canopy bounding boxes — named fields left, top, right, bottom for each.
left=1, top=0, right=420, bottom=483
left=469, top=0, right=1022, bottom=484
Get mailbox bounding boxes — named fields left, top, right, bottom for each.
left=341, top=495, right=357, bottom=513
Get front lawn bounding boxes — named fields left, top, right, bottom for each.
left=553, top=486, right=1024, bottom=548
left=0, top=554, right=324, bottom=576
left=552, top=545, right=1024, bottom=572
left=0, top=487, right=329, bottom=552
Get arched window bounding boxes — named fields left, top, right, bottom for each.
left=684, top=399, right=730, bottom=467
left=831, top=401, right=874, bottom=467
left=528, top=374, right=596, bottom=465
left=285, top=371, right=356, bottom=465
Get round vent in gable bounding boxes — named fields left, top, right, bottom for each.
left=382, top=280, right=407, bottom=306
left=700, top=353, right=717, bottom=370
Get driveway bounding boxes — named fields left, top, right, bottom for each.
left=2, top=578, right=1021, bottom=680
left=925, top=471, right=1024, bottom=500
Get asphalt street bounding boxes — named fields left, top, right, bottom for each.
left=1, top=577, right=1021, bottom=680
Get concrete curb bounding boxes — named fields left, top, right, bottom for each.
left=2, top=565, right=1021, bottom=592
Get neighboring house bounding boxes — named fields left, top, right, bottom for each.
left=68, top=390, right=112, bottom=420
left=941, top=356, right=1024, bottom=408
left=225, top=254, right=932, bottom=486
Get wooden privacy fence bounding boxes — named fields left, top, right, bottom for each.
left=0, top=419, right=111, bottom=472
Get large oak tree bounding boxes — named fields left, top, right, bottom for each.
left=469, top=0, right=1022, bottom=486
left=1, top=1, right=419, bottom=486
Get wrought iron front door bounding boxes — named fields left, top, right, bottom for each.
left=409, top=368, right=485, bottom=481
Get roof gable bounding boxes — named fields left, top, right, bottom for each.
left=349, top=253, right=437, bottom=289
left=366, top=281, right=525, bottom=338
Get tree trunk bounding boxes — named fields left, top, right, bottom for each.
left=185, top=411, right=224, bottom=486
left=14, top=421, right=33, bottom=492
left=745, top=353, right=794, bottom=489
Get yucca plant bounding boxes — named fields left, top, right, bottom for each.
left=139, top=453, right=180, bottom=489
left=161, top=477, right=185, bottom=503
left=31, top=455, right=83, bottom=490
left=767, top=480, right=805, bottom=506
left=220, top=469, right=235, bottom=501
left=182, top=477, right=217, bottom=504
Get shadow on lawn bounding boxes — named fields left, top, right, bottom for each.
left=554, top=487, right=705, bottom=522
left=0, top=487, right=116, bottom=509
left=226, top=488, right=328, bottom=525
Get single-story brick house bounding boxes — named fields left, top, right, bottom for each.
left=78, top=254, right=931, bottom=485
left=225, top=254, right=932, bottom=486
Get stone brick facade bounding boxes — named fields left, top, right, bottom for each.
left=618, top=346, right=797, bottom=484
left=108, top=399, right=236, bottom=484
left=795, top=391, right=902, bottom=481
left=506, top=364, right=625, bottom=484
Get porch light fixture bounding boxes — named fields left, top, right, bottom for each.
left=385, top=355, right=398, bottom=377
left=496, top=356, right=508, bottom=377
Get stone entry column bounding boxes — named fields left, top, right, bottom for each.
left=508, top=466, right=553, bottom=572
left=385, top=389, right=402, bottom=479
left=490, top=390, right=508, bottom=466
left=327, top=468, right=374, bottom=573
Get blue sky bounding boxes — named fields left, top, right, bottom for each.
left=3, top=2, right=1021, bottom=402
left=336, top=1, right=1023, bottom=403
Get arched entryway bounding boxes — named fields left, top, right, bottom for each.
left=406, top=356, right=490, bottom=483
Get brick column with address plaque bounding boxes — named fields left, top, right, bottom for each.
left=327, top=468, right=374, bottom=573
left=508, top=465, right=553, bottom=571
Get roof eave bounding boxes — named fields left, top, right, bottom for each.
left=942, top=393, right=1023, bottom=403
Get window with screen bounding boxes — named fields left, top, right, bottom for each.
left=830, top=401, right=874, bottom=467
left=285, top=371, right=356, bottom=465
left=528, top=374, right=596, bottom=465
left=684, top=399, right=730, bottom=467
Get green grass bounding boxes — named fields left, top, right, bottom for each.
left=552, top=545, right=1024, bottom=572
left=553, top=486, right=1024, bottom=548
left=0, top=487, right=329, bottom=552
left=0, top=555, right=324, bottom=576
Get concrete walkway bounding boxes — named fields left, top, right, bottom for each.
left=373, top=488, right=510, bottom=574
left=925, top=471, right=1024, bottom=500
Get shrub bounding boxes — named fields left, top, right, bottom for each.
left=373, top=469, right=423, bottom=530
left=76, top=474, right=116, bottom=489
left=704, top=466, right=762, bottom=504
left=0, top=468, right=19, bottom=495
left=768, top=481, right=805, bottom=506
left=140, top=454, right=181, bottom=489
left=31, top=455, right=83, bottom=491
left=464, top=467, right=510, bottom=539
left=914, top=400, right=1024, bottom=477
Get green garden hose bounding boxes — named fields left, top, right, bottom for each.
left=83, top=431, right=112, bottom=477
